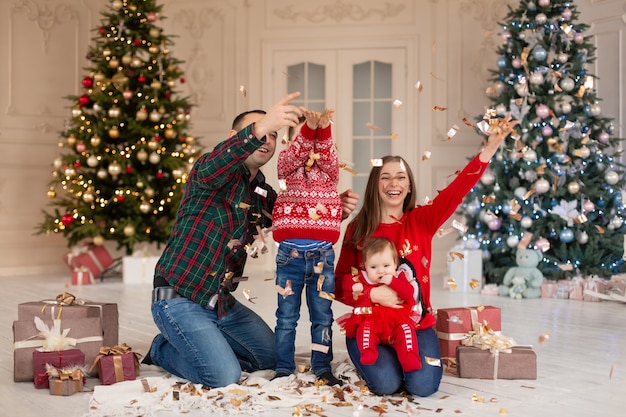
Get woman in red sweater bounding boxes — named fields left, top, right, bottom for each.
left=334, top=119, right=517, bottom=396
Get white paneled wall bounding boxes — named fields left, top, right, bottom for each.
left=0, top=0, right=623, bottom=277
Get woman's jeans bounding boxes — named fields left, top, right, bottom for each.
left=274, top=241, right=336, bottom=376
left=150, top=296, right=275, bottom=388
left=346, top=326, right=443, bottom=397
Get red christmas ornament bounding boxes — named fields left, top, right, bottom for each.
left=78, top=94, right=91, bottom=107
left=156, top=170, right=164, bottom=179
left=74, top=161, right=81, bottom=168
left=138, top=75, right=146, bottom=83
left=146, top=12, right=157, bottom=22
left=61, top=214, right=74, bottom=226
left=180, top=78, right=186, bottom=84
left=117, top=195, right=125, bottom=203
left=153, top=134, right=161, bottom=141
left=134, top=39, right=142, bottom=46
left=82, top=77, right=94, bottom=89
left=126, top=166, right=133, bottom=174
left=164, top=92, right=171, bottom=99
left=99, top=26, right=105, bottom=35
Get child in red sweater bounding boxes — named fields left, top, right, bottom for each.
left=271, top=108, right=343, bottom=386
left=338, top=237, right=422, bottom=372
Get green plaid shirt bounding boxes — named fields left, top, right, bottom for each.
left=155, top=124, right=276, bottom=317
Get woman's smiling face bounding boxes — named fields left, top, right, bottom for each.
left=377, top=160, right=411, bottom=210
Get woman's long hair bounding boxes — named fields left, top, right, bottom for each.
left=348, top=155, right=417, bottom=246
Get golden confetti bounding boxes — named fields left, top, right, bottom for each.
left=422, top=151, right=432, bottom=160
left=415, top=81, right=423, bottom=92
left=238, top=202, right=251, bottom=209
left=433, top=106, right=448, bottom=111
left=242, top=288, right=256, bottom=303
left=370, top=158, right=383, bottom=167
left=391, top=132, right=400, bottom=140
left=316, top=275, right=325, bottom=291
left=278, top=179, right=287, bottom=192
left=315, top=203, right=328, bottom=215
left=518, top=231, right=533, bottom=249
left=596, top=225, right=605, bottom=234
left=239, top=85, right=247, bottom=97
left=449, top=251, right=464, bottom=261
left=277, top=280, right=294, bottom=299
left=309, top=211, right=320, bottom=220
left=446, top=124, right=460, bottom=140
left=476, top=305, right=485, bottom=312
left=447, top=278, right=457, bottom=290
left=482, top=194, right=496, bottom=204
left=557, top=263, right=574, bottom=271
left=393, top=99, right=403, bottom=108
left=499, top=408, right=508, bottom=415
left=538, top=331, right=550, bottom=344
left=319, top=291, right=335, bottom=301
left=365, top=122, right=382, bottom=131
left=314, top=262, right=324, bottom=274
left=609, top=364, right=615, bottom=379
left=469, top=279, right=480, bottom=289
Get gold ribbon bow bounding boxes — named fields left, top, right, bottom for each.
left=58, top=368, right=85, bottom=381
left=90, top=343, right=142, bottom=379
left=56, top=292, right=77, bottom=305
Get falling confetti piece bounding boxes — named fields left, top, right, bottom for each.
left=499, top=408, right=508, bottom=415
left=415, top=80, right=424, bottom=92
left=538, top=331, right=550, bottom=344
left=242, top=288, right=256, bottom=303
left=393, top=99, right=403, bottom=108
left=319, top=291, right=335, bottom=301
left=433, top=105, right=448, bottom=111
left=370, top=158, right=383, bottom=167
left=391, top=132, right=400, bottom=140
left=462, top=117, right=475, bottom=128
left=314, top=262, right=324, bottom=274
left=609, top=364, right=615, bottom=379
left=449, top=251, right=464, bottom=261
left=469, top=279, right=480, bottom=289
left=446, top=125, right=459, bottom=140
left=276, top=280, right=294, bottom=299
left=430, top=71, right=444, bottom=81
left=476, top=305, right=485, bottom=312
left=316, top=275, right=325, bottom=291
left=239, top=85, right=247, bottom=97
left=278, top=179, right=287, bottom=192
left=447, top=278, right=457, bottom=290
left=238, top=202, right=251, bottom=209
left=365, top=122, right=382, bottom=131
left=422, top=151, right=432, bottom=160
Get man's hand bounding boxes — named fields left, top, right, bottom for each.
left=253, top=92, right=303, bottom=139
left=340, top=189, right=359, bottom=220
left=370, top=285, right=402, bottom=309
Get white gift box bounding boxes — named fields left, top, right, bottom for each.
left=122, top=255, right=159, bottom=285
left=445, top=249, right=483, bottom=293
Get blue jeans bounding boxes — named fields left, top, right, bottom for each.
left=150, top=296, right=275, bottom=387
left=274, top=241, right=335, bottom=376
left=346, top=327, right=442, bottom=396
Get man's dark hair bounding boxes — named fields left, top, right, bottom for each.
left=231, top=110, right=266, bottom=131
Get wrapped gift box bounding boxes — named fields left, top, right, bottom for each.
left=445, top=250, right=483, bottom=293
left=122, top=255, right=159, bottom=285
left=63, top=244, right=114, bottom=278
left=435, top=306, right=501, bottom=364
left=583, top=276, right=608, bottom=301
left=13, top=317, right=103, bottom=382
left=94, top=347, right=141, bottom=385
left=33, top=349, right=85, bottom=389
left=456, top=346, right=537, bottom=379
left=18, top=298, right=118, bottom=348
left=48, top=369, right=84, bottom=396
left=541, top=280, right=558, bottom=298
left=71, top=267, right=95, bottom=286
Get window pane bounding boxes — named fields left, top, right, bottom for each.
left=373, top=101, right=391, bottom=133
left=287, top=63, right=305, bottom=93
left=374, top=61, right=392, bottom=98
left=353, top=102, right=370, bottom=136
left=373, top=138, right=391, bottom=159
left=308, top=63, right=325, bottom=100
left=353, top=62, right=371, bottom=99
left=353, top=176, right=369, bottom=211
left=353, top=138, right=371, bottom=173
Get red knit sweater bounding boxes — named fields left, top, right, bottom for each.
left=272, top=123, right=342, bottom=244
left=335, top=155, right=489, bottom=330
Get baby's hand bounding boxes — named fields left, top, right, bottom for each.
left=352, top=283, right=364, bottom=293
left=318, top=108, right=335, bottom=129
left=304, top=109, right=320, bottom=129
left=380, top=274, right=393, bottom=285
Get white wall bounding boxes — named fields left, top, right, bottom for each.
left=0, top=0, right=623, bottom=278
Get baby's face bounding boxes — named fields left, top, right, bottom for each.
left=364, top=250, right=396, bottom=282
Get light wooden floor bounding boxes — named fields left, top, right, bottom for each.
left=1, top=269, right=625, bottom=417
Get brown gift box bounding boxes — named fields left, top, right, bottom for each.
left=49, top=372, right=84, bottom=396
left=456, top=346, right=537, bottom=379
left=97, top=352, right=140, bottom=385
left=435, top=306, right=501, bottom=364
left=13, top=317, right=103, bottom=382
left=17, top=299, right=118, bottom=348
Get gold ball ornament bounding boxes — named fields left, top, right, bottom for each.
left=150, top=80, right=162, bottom=89
left=131, top=57, right=143, bottom=68
left=123, top=224, right=136, bottom=237
left=567, top=181, right=580, bottom=194
left=145, top=187, right=155, bottom=198
left=92, top=103, right=102, bottom=113
left=108, top=106, right=121, bottom=118
left=97, top=168, right=108, bottom=179
left=147, top=140, right=159, bottom=150
left=167, top=79, right=176, bottom=88
left=149, top=28, right=160, bottom=38
left=53, top=157, right=63, bottom=169
left=93, top=235, right=104, bottom=246
left=103, top=47, right=112, bottom=57
left=107, top=161, right=122, bottom=177
left=111, top=0, right=122, bottom=10
left=148, top=45, right=160, bottom=54
left=72, top=107, right=82, bottom=118
left=93, top=72, right=106, bottom=82
left=122, top=53, right=132, bottom=65
left=139, top=202, right=151, bottom=213
left=91, top=135, right=101, bottom=147
left=109, top=126, right=120, bottom=139
left=158, top=106, right=166, bottom=114
left=83, top=192, right=95, bottom=203
left=47, top=188, right=57, bottom=199
left=149, top=152, right=161, bottom=164
left=136, top=109, right=148, bottom=121
left=136, top=148, right=149, bottom=162
left=108, top=58, right=120, bottom=69
left=67, top=134, right=77, bottom=146
left=64, top=167, right=76, bottom=178
left=164, top=128, right=175, bottom=139
left=172, top=168, right=184, bottom=179
left=149, top=110, right=161, bottom=122
left=122, top=89, right=133, bottom=100
left=136, top=180, right=144, bottom=188
left=87, top=155, right=99, bottom=167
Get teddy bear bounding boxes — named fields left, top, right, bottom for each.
left=498, top=248, right=544, bottom=299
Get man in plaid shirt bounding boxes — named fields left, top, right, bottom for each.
left=145, top=92, right=358, bottom=388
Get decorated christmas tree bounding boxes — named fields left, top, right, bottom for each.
left=458, top=0, right=626, bottom=282
left=37, top=0, right=200, bottom=255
